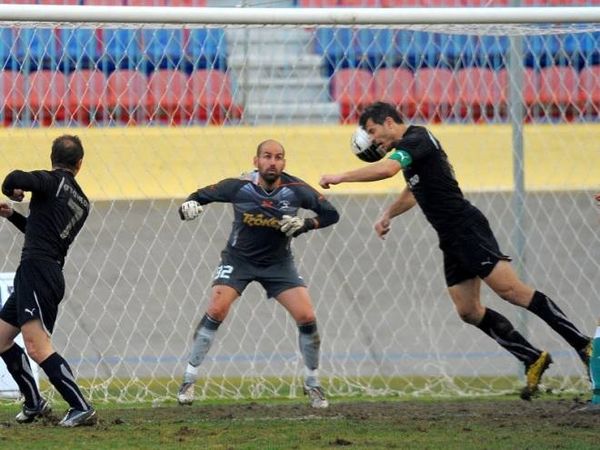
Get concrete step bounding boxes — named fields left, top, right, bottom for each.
left=234, top=77, right=330, bottom=103
left=242, top=102, right=340, bottom=125
left=226, top=28, right=314, bottom=56
left=228, top=53, right=324, bottom=80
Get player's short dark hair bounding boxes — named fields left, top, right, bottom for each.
left=256, top=139, right=285, bottom=157
left=51, top=135, right=84, bottom=170
left=359, top=102, right=403, bottom=128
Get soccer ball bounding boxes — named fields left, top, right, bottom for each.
left=350, top=127, right=387, bottom=162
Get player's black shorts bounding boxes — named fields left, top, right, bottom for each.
left=439, top=211, right=511, bottom=287
left=212, top=251, right=306, bottom=298
left=0, top=259, right=64, bottom=334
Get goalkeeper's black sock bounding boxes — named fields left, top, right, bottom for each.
left=0, top=343, right=42, bottom=408
left=528, top=291, right=590, bottom=351
left=477, top=308, right=541, bottom=365
left=40, top=352, right=91, bottom=411
left=298, top=321, right=321, bottom=387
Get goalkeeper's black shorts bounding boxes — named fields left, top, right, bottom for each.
left=212, top=250, right=306, bottom=299
left=439, top=211, right=511, bottom=287
left=0, top=259, right=64, bottom=334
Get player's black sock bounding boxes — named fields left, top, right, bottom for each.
left=40, top=352, right=90, bottom=411
left=298, top=321, right=321, bottom=387
left=528, top=291, right=590, bottom=351
left=477, top=308, right=541, bottom=365
left=0, top=343, right=41, bottom=408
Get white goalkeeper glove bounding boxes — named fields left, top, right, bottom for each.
left=279, top=215, right=305, bottom=237
left=179, top=200, right=203, bottom=221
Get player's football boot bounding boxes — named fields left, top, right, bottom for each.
left=520, top=351, right=553, bottom=401
left=177, top=381, right=195, bottom=406
left=15, top=398, right=51, bottom=423
left=303, top=383, right=329, bottom=409
left=577, top=340, right=592, bottom=381
left=58, top=407, right=97, bottom=427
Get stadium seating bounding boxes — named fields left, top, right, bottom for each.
left=25, top=70, right=68, bottom=125
left=539, top=65, right=579, bottom=119
left=331, top=68, right=375, bottom=123
left=0, top=71, right=24, bottom=125
left=373, top=67, right=416, bottom=117
left=140, top=28, right=185, bottom=71
left=16, top=28, right=61, bottom=71
left=106, top=69, right=150, bottom=124
left=184, top=28, right=227, bottom=71
left=148, top=69, right=188, bottom=124
left=68, top=69, right=107, bottom=124
left=60, top=28, right=101, bottom=71
left=186, top=69, right=241, bottom=124
left=456, top=67, right=504, bottom=121
left=413, top=67, right=457, bottom=121
left=0, top=28, right=16, bottom=71
left=578, top=65, right=600, bottom=116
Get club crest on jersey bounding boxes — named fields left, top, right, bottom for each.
left=278, top=200, right=291, bottom=211
left=242, top=213, right=280, bottom=229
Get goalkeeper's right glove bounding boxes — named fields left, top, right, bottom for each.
left=179, top=200, right=203, bottom=221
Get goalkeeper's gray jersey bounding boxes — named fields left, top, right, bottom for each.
left=186, top=171, right=339, bottom=265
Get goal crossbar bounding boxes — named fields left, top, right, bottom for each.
left=1, top=5, right=600, bottom=26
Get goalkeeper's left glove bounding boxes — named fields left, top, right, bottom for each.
left=179, top=200, right=203, bottom=221
left=279, top=215, right=305, bottom=237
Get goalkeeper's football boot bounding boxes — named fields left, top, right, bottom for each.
left=58, top=407, right=97, bottom=427
left=15, top=398, right=51, bottom=424
left=177, top=381, right=195, bottom=406
left=577, top=340, right=593, bottom=381
left=303, top=383, right=329, bottom=409
left=520, top=351, right=553, bottom=401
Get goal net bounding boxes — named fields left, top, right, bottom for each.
left=0, top=4, right=599, bottom=403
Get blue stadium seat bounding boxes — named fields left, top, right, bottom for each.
left=0, top=28, right=16, bottom=70
left=140, top=28, right=185, bottom=72
left=185, top=28, right=227, bottom=72
left=394, top=30, right=440, bottom=70
left=477, top=35, right=509, bottom=69
left=438, top=33, right=477, bottom=68
left=355, top=28, right=394, bottom=70
left=314, top=28, right=354, bottom=75
left=100, top=28, right=141, bottom=71
left=60, top=28, right=101, bottom=71
left=16, top=28, right=61, bottom=71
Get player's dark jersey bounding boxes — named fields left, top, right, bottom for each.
left=2, top=169, right=89, bottom=266
left=389, top=125, right=478, bottom=237
left=186, top=171, right=339, bottom=265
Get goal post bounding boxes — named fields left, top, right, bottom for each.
left=0, top=5, right=598, bottom=403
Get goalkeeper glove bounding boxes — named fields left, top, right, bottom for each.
left=179, top=200, right=203, bottom=221
left=279, top=215, right=305, bottom=237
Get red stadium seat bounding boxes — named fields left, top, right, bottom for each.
left=38, top=0, right=79, bottom=4
left=148, top=69, right=188, bottom=125
left=456, top=67, right=505, bottom=121
left=25, top=70, right=68, bottom=125
left=168, top=0, right=207, bottom=5
left=413, top=67, right=457, bottom=121
left=83, top=0, right=125, bottom=5
left=299, top=0, right=338, bottom=6
left=331, top=68, right=374, bottom=123
left=68, top=69, right=107, bottom=125
left=127, top=0, right=168, bottom=5
left=373, top=67, right=416, bottom=118
left=0, top=71, right=25, bottom=125
left=578, top=65, right=600, bottom=116
left=186, top=69, right=241, bottom=124
left=539, top=65, right=579, bottom=119
left=498, top=67, right=539, bottom=120
left=106, top=69, right=150, bottom=124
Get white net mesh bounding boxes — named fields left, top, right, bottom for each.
left=0, top=6, right=599, bottom=402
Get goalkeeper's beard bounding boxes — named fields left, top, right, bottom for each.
left=260, top=171, right=280, bottom=185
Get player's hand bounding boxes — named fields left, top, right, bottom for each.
left=179, top=200, right=203, bottom=221
left=595, top=192, right=600, bottom=203
left=0, top=201, right=13, bottom=218
left=279, top=215, right=304, bottom=237
left=319, top=174, right=342, bottom=189
left=7, top=189, right=24, bottom=202
left=374, top=214, right=391, bottom=240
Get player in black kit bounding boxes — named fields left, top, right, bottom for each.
left=0, top=135, right=96, bottom=427
left=319, top=102, right=591, bottom=400
left=176, top=139, right=339, bottom=408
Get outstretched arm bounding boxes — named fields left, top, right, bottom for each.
left=319, top=159, right=402, bottom=189
left=0, top=201, right=27, bottom=233
left=374, top=187, right=417, bottom=240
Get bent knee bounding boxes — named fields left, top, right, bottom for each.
left=297, top=314, right=317, bottom=326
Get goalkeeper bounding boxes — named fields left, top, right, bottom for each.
left=176, top=139, right=339, bottom=408
left=319, top=102, right=591, bottom=400
left=0, top=135, right=96, bottom=427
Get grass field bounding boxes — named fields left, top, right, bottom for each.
left=1, top=394, right=599, bottom=449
